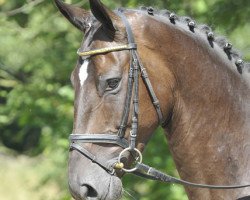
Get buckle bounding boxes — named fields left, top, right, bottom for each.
left=128, top=43, right=137, bottom=49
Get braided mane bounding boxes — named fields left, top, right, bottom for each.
left=120, top=6, right=250, bottom=75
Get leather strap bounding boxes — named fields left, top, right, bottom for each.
left=116, top=10, right=135, bottom=44
left=77, top=43, right=137, bottom=57
left=70, top=143, right=116, bottom=174
left=117, top=51, right=134, bottom=137
left=130, top=53, right=139, bottom=149
left=117, top=10, right=137, bottom=138
left=135, top=51, right=164, bottom=124
left=116, top=10, right=164, bottom=140
left=117, top=11, right=164, bottom=126
left=133, top=163, right=250, bottom=189
left=69, top=134, right=129, bottom=149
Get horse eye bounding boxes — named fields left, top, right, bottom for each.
left=107, top=78, right=120, bottom=90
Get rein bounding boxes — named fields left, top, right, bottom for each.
left=69, top=10, right=250, bottom=189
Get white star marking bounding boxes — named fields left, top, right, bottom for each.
left=79, top=59, right=89, bottom=86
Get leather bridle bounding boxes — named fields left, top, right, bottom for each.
left=69, top=10, right=250, bottom=189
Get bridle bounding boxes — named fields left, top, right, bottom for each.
left=69, top=10, right=250, bottom=189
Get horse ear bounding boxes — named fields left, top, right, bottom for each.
left=54, top=0, right=90, bottom=32
left=89, top=0, right=119, bottom=33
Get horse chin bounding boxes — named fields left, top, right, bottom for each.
left=68, top=156, right=123, bottom=200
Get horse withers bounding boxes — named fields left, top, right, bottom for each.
left=54, top=0, right=250, bottom=199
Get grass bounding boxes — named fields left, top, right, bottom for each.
left=0, top=149, right=69, bottom=200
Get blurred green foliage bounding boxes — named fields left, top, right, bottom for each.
left=0, top=0, right=249, bottom=199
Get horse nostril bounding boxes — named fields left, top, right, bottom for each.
left=81, top=184, right=98, bottom=198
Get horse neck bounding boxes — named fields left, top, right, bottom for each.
left=140, top=18, right=250, bottom=199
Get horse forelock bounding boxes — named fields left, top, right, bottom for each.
left=115, top=6, right=249, bottom=76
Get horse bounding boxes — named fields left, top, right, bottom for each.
left=54, top=0, right=250, bottom=199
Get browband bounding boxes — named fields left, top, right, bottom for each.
left=77, top=43, right=137, bottom=57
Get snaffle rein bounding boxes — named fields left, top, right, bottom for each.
left=69, top=10, right=250, bottom=189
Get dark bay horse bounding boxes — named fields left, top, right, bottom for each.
left=54, top=0, right=250, bottom=199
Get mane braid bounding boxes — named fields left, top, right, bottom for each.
left=121, top=6, right=250, bottom=75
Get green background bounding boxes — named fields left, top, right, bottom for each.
left=0, top=0, right=249, bottom=199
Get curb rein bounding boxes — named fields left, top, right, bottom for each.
left=69, top=11, right=250, bottom=189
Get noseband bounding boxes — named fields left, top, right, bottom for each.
left=69, top=10, right=250, bottom=189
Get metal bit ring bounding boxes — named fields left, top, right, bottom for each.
left=116, top=147, right=142, bottom=172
